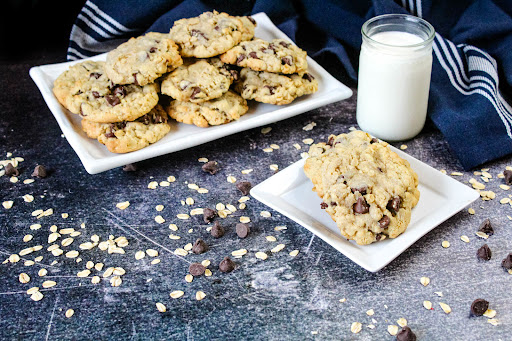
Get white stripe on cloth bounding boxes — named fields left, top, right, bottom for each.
left=77, top=13, right=115, bottom=39
left=85, top=0, right=138, bottom=32
left=66, top=47, right=90, bottom=60
left=82, top=7, right=126, bottom=36
left=415, top=0, right=423, bottom=18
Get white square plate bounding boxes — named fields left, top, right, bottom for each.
left=29, top=12, right=352, bottom=174
left=250, top=145, right=480, bottom=272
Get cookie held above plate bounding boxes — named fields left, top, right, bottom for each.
left=304, top=130, right=420, bottom=245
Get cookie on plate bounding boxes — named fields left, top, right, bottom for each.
left=160, top=58, right=237, bottom=103
left=303, top=130, right=420, bottom=245
left=238, top=16, right=256, bottom=41
left=81, top=104, right=170, bottom=153
left=53, top=60, right=160, bottom=123
left=164, top=90, right=248, bottom=127
left=220, top=38, right=308, bottom=74
left=169, top=11, right=244, bottom=58
left=234, top=68, right=318, bottom=105
left=105, top=32, right=183, bottom=86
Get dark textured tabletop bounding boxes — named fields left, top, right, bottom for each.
left=1, top=42, right=512, bottom=341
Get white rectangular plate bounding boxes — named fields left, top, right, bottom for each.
left=250, top=145, right=480, bottom=272
left=29, top=12, right=352, bottom=174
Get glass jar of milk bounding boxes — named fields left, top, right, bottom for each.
left=356, top=14, right=435, bottom=141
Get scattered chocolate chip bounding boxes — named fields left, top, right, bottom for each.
left=122, top=164, right=137, bottom=172
left=202, top=161, right=219, bottom=175
left=353, top=197, right=369, bottom=214
left=248, top=51, right=258, bottom=59
left=387, top=196, right=401, bottom=215
left=396, top=326, right=416, bottom=341
left=219, top=257, right=235, bottom=273
left=379, top=215, right=390, bottom=229
left=192, top=239, right=209, bottom=254
left=105, top=95, right=120, bottom=106
left=236, top=223, right=250, bottom=238
left=320, top=202, right=328, bottom=209
left=236, top=181, right=252, bottom=195
left=281, top=57, right=292, bottom=65
left=476, top=244, right=491, bottom=261
left=190, top=86, right=202, bottom=99
left=470, top=298, right=489, bottom=316
left=32, top=165, right=47, bottom=178
left=351, top=186, right=367, bottom=195
left=203, top=208, right=217, bottom=223
left=504, top=170, right=512, bottom=185
left=501, top=253, right=512, bottom=270
left=236, top=54, right=246, bottom=64
left=188, top=262, right=206, bottom=276
left=4, top=163, right=19, bottom=177
left=210, top=221, right=225, bottom=238
left=478, top=219, right=493, bottom=235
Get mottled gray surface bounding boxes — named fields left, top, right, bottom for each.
left=0, top=55, right=511, bottom=341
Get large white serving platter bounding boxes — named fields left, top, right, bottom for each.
left=29, top=12, right=352, bottom=174
left=250, top=145, right=480, bottom=272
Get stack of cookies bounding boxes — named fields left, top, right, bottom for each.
left=52, top=11, right=319, bottom=153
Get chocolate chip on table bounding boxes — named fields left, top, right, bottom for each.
left=192, top=239, right=208, bottom=254
left=122, top=164, right=137, bottom=172
left=470, top=298, right=489, bottom=316
left=203, top=208, right=217, bottom=223
left=476, top=244, right=491, bottom=261
left=236, top=181, right=252, bottom=195
left=219, top=257, right=235, bottom=273
left=501, top=253, right=512, bottom=270
left=202, top=161, right=219, bottom=175
left=236, top=223, right=250, bottom=238
left=378, top=215, right=390, bottom=228
left=353, top=197, right=369, bottom=214
left=387, top=196, right=401, bottom=215
left=478, top=218, right=493, bottom=235
left=189, top=262, right=206, bottom=276
left=210, top=221, right=225, bottom=238
left=503, top=169, right=512, bottom=185
left=32, top=165, right=47, bottom=178
left=396, top=326, right=416, bottom=341
left=4, top=163, right=19, bottom=177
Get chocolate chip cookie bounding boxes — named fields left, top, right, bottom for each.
left=304, top=130, right=420, bottom=245
left=238, top=16, right=256, bottom=41
left=164, top=90, right=248, bottom=127
left=220, top=38, right=308, bottom=74
left=169, top=11, right=244, bottom=58
left=105, top=32, right=183, bottom=86
left=81, top=104, right=171, bottom=153
left=234, top=68, right=318, bottom=105
left=160, top=58, right=237, bottom=103
left=53, top=60, right=160, bottom=123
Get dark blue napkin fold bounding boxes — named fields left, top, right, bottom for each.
left=67, top=0, right=512, bottom=169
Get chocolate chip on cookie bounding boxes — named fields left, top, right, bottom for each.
left=501, top=253, right=512, bottom=270
left=353, top=197, right=369, bottom=214
left=210, top=221, right=225, bottom=238
left=478, top=219, right=493, bottom=235
left=396, top=326, right=416, bottom=341
left=236, top=181, right=252, bottom=195
left=202, top=161, right=219, bottom=175
left=5, top=163, right=19, bottom=177
left=32, top=165, right=47, bottom=178
left=470, top=298, right=489, bottom=316
left=203, top=208, right=217, bottom=223
left=476, top=244, right=491, bottom=261
left=189, top=262, right=206, bottom=276
left=192, top=239, right=209, bottom=254
left=387, top=196, right=401, bottom=215
left=379, top=215, right=391, bottom=229
left=503, top=169, right=512, bottom=185
left=236, top=223, right=250, bottom=238
left=219, top=257, right=235, bottom=273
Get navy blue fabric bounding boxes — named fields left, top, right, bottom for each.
left=68, top=0, right=512, bottom=169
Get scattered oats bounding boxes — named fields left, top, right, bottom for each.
left=113, top=267, right=125, bottom=276
left=397, top=318, right=407, bottom=327
left=500, top=184, right=510, bottom=190
left=303, top=122, right=317, bottom=131
left=30, top=224, right=41, bottom=230
left=90, top=235, right=100, bottom=243
left=216, top=203, right=226, bottom=211
left=487, top=318, right=499, bottom=326
left=271, top=244, right=285, bottom=253
left=289, top=249, right=299, bottom=257
left=2, top=201, right=13, bottom=209
left=86, top=261, right=94, bottom=269
left=367, top=324, right=375, bottom=329
left=227, top=175, right=236, bottom=183
left=177, top=213, right=190, bottom=220
left=508, top=216, right=512, bottom=221
left=65, top=250, right=79, bottom=258
left=19, top=247, right=34, bottom=256
left=170, top=290, right=184, bottom=299
left=60, top=228, right=75, bottom=235
left=169, top=234, right=181, bottom=240
left=24, top=260, right=34, bottom=266
left=226, top=204, right=237, bottom=213
left=483, top=309, right=496, bottom=318
left=339, top=298, right=346, bottom=303
left=148, top=181, right=158, bottom=189
left=10, top=176, right=18, bottom=183
left=269, top=164, right=279, bottom=171
left=42, top=280, right=57, bottom=288
left=158, top=181, right=170, bottom=187
left=103, top=267, right=115, bottom=278
left=30, top=291, right=44, bottom=302
left=260, top=210, right=271, bottom=218
left=197, top=188, right=209, bottom=194
left=440, top=169, right=447, bottom=174
left=110, top=276, right=122, bottom=287
left=196, top=291, right=206, bottom=301
left=350, top=322, right=362, bottom=334
left=400, top=144, right=407, bottom=150
left=420, top=276, right=430, bottom=286
left=241, top=169, right=253, bottom=174
left=460, top=235, right=470, bottom=243
left=423, top=300, right=433, bottom=310
left=174, top=248, right=188, bottom=256
left=151, top=259, right=160, bottom=265
left=218, top=210, right=228, bottom=218
left=23, top=194, right=34, bottom=203
left=239, top=203, right=246, bottom=210
left=38, top=268, right=47, bottom=277
left=311, top=331, right=318, bottom=335
left=167, top=176, right=176, bottom=183
left=154, top=215, right=165, bottom=224
left=184, top=243, right=193, bottom=251
left=442, top=241, right=450, bottom=248
left=32, top=209, right=43, bottom=217
left=91, top=276, right=100, bottom=284
left=185, top=197, right=194, bottom=205
left=61, top=237, right=74, bottom=247
left=302, top=138, right=314, bottom=145
left=263, top=147, right=274, bottom=153
left=255, top=252, right=268, bottom=260
left=468, top=208, right=475, bottom=215
left=293, top=143, right=301, bottom=150
left=232, top=249, right=248, bottom=257
left=238, top=196, right=250, bottom=203
left=61, top=213, right=68, bottom=219
left=476, top=231, right=489, bottom=239
left=472, top=181, right=486, bottom=190
left=439, top=302, right=451, bottom=314
left=169, top=224, right=178, bottom=231
left=185, top=274, right=193, bottom=283
left=79, top=242, right=95, bottom=250
left=27, top=287, right=39, bottom=295
left=270, top=144, right=280, bottom=150
left=116, top=201, right=130, bottom=210
left=33, top=245, right=42, bottom=252
left=300, top=152, right=309, bottom=159
left=451, top=172, right=463, bottom=176
left=240, top=216, right=251, bottom=223
left=366, top=309, right=374, bottom=316
left=146, top=249, right=159, bottom=257
left=266, top=236, right=277, bottom=242
left=156, top=302, right=167, bottom=313
left=500, top=197, right=511, bottom=204
left=19, top=273, right=30, bottom=284
left=261, top=127, right=272, bottom=134
left=198, top=157, right=208, bottom=163
left=23, top=179, right=35, bottom=184
left=23, top=234, right=33, bottom=243
left=480, top=190, right=496, bottom=200
left=135, top=251, right=146, bottom=260
left=77, top=269, right=90, bottom=278
left=387, top=325, right=399, bottom=336
left=481, top=171, right=492, bottom=178
left=274, top=225, right=287, bottom=231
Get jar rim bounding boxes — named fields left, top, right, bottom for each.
left=362, top=14, right=435, bottom=48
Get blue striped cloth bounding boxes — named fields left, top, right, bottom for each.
left=68, top=0, right=512, bottom=169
